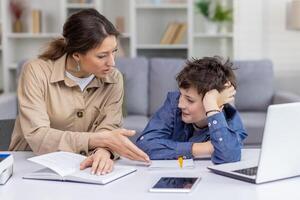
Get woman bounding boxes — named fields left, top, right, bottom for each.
left=136, top=56, right=247, bottom=164
left=9, top=9, right=149, bottom=175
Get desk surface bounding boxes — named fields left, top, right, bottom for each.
left=1, top=149, right=300, bottom=200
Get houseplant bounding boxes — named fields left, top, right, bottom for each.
left=195, top=0, right=233, bottom=33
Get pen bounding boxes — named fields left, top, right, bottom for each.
left=178, top=156, right=183, bottom=168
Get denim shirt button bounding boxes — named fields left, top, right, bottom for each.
left=208, top=122, right=211, bottom=127
left=213, top=120, right=217, bottom=125
left=219, top=137, right=223, bottom=142
left=140, top=136, right=144, bottom=140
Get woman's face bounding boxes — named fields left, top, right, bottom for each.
left=178, top=87, right=206, bottom=125
left=76, top=35, right=118, bottom=78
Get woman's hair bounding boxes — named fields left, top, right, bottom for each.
left=39, top=9, right=120, bottom=60
left=176, top=56, right=237, bottom=95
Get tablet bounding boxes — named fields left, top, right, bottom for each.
left=149, top=177, right=201, bottom=193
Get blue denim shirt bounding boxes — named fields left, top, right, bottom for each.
left=136, top=91, right=247, bottom=164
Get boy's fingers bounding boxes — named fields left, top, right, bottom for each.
left=224, top=81, right=231, bottom=87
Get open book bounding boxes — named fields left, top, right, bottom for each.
left=23, top=152, right=136, bottom=185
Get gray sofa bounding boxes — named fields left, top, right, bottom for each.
left=116, top=58, right=300, bottom=146
left=0, top=58, right=299, bottom=147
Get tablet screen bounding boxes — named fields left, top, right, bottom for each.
left=150, top=177, right=200, bottom=193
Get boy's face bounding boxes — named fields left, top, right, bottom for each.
left=178, top=87, right=206, bottom=125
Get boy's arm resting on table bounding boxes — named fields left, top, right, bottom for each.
left=136, top=92, right=194, bottom=160
left=206, top=111, right=247, bottom=164
left=192, top=141, right=214, bottom=157
left=137, top=136, right=194, bottom=160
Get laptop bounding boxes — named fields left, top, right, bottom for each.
left=208, top=102, right=300, bottom=184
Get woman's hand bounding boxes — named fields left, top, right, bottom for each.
left=89, top=129, right=150, bottom=163
left=80, top=148, right=114, bottom=175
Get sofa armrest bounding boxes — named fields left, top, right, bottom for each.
left=272, top=91, right=300, bottom=104
left=0, top=93, right=17, bottom=119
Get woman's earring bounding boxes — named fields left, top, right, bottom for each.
left=75, top=60, right=81, bottom=72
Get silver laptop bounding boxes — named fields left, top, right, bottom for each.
left=208, top=102, right=300, bottom=184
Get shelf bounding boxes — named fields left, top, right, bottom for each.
left=8, top=63, right=17, bottom=70
left=193, top=33, right=233, bottom=38
left=0, top=0, right=235, bottom=93
left=7, top=33, right=62, bottom=39
left=66, top=3, right=95, bottom=9
left=137, top=44, right=188, bottom=49
left=136, top=3, right=187, bottom=9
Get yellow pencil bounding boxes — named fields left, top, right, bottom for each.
left=178, top=156, right=183, bottom=168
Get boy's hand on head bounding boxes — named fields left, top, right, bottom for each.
left=203, top=89, right=221, bottom=111
left=219, top=82, right=236, bottom=106
left=203, top=82, right=236, bottom=111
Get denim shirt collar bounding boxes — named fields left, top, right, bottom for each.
left=178, top=103, right=237, bottom=138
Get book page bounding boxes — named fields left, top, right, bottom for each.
left=118, top=157, right=151, bottom=166
left=66, top=166, right=136, bottom=184
left=149, top=159, right=195, bottom=170
left=23, top=168, right=64, bottom=181
left=28, top=152, right=86, bottom=177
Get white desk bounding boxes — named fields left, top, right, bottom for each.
left=0, top=149, right=300, bottom=200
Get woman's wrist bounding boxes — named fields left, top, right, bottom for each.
left=88, top=131, right=111, bottom=150
left=94, top=148, right=112, bottom=158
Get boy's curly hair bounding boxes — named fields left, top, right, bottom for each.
left=176, top=56, right=236, bottom=95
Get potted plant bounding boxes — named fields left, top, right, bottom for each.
left=195, top=0, right=233, bottom=33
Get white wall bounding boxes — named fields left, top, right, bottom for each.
left=263, top=0, right=300, bottom=94
left=234, top=0, right=264, bottom=60
left=235, top=0, right=300, bottom=95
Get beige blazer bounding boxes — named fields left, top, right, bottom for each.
left=9, top=54, right=124, bottom=156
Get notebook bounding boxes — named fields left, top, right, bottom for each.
left=149, top=159, right=195, bottom=170
left=0, top=153, right=13, bottom=185
left=23, top=151, right=136, bottom=185
left=208, top=103, right=300, bottom=184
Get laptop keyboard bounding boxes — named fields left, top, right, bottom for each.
left=233, top=167, right=258, bottom=176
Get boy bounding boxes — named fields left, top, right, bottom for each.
left=136, top=56, right=247, bottom=164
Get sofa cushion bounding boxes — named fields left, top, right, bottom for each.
left=0, top=119, right=15, bottom=150
left=0, top=93, right=17, bottom=120
left=116, top=57, right=149, bottom=115
left=149, top=58, right=185, bottom=116
left=239, top=112, right=266, bottom=146
left=123, top=115, right=149, bottom=143
left=234, top=60, right=274, bottom=111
